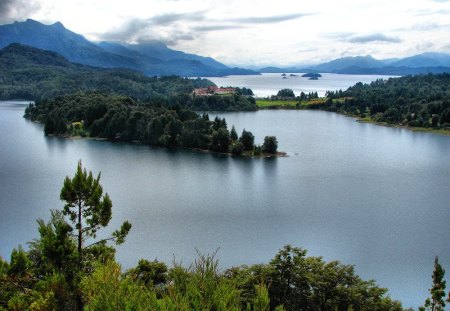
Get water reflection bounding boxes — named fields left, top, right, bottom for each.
left=1, top=103, right=449, bottom=308
left=45, top=135, right=70, bottom=152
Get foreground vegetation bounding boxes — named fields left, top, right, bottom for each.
left=3, top=162, right=439, bottom=311
left=24, top=92, right=278, bottom=157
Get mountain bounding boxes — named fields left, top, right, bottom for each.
left=0, top=19, right=257, bottom=77
left=258, top=53, right=450, bottom=75
left=308, top=55, right=385, bottom=72
left=390, top=52, right=450, bottom=68
left=0, top=43, right=208, bottom=100
left=120, top=41, right=228, bottom=70
left=0, top=19, right=139, bottom=69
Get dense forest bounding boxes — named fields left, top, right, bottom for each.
left=0, top=44, right=257, bottom=111
left=0, top=161, right=429, bottom=311
left=320, top=73, right=450, bottom=129
left=24, top=92, right=277, bottom=156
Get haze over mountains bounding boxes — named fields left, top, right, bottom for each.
left=1, top=19, right=449, bottom=77
left=0, top=19, right=256, bottom=77
left=259, top=54, right=450, bottom=75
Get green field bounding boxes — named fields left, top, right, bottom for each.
left=256, top=98, right=328, bottom=109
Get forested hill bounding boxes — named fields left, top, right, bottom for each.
left=25, top=92, right=274, bottom=156
left=321, top=73, right=450, bottom=129
left=0, top=43, right=210, bottom=101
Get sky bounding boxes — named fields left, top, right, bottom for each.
left=0, top=0, right=449, bottom=67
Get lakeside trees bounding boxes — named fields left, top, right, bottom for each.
left=322, top=73, right=450, bottom=129
left=25, top=92, right=278, bottom=157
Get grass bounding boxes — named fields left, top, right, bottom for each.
left=256, top=98, right=328, bottom=109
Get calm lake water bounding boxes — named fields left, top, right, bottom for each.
left=206, top=73, right=397, bottom=97
left=1, top=101, right=449, bottom=308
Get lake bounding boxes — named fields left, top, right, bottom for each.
left=1, top=100, right=449, bottom=309
left=206, top=73, right=397, bottom=97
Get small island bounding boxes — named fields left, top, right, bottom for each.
left=25, top=92, right=285, bottom=158
left=301, top=73, right=322, bottom=79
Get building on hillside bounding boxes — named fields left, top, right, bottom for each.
left=193, top=86, right=236, bottom=96
left=215, top=87, right=236, bottom=95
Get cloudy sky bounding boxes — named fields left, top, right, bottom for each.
left=1, top=0, right=449, bottom=66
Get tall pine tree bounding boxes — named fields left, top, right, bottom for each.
left=420, top=256, right=446, bottom=311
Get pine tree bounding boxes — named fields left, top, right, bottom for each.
left=230, top=125, right=238, bottom=141
left=421, top=256, right=446, bottom=311
left=60, top=161, right=131, bottom=267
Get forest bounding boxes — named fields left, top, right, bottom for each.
left=319, top=73, right=450, bottom=130
left=4, top=161, right=447, bottom=311
left=0, top=44, right=257, bottom=112
left=24, top=92, right=277, bottom=157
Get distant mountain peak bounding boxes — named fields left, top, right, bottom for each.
left=51, top=21, right=65, bottom=29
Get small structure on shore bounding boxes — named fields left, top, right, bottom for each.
left=193, top=86, right=236, bottom=96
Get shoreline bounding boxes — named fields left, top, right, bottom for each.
left=354, top=116, right=450, bottom=136
left=254, top=105, right=450, bottom=136
left=47, top=133, right=288, bottom=158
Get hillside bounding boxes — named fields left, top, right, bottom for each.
left=0, top=43, right=207, bottom=100
left=0, top=19, right=257, bottom=77
left=320, top=73, right=450, bottom=130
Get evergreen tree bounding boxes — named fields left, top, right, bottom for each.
left=60, top=161, right=131, bottom=268
left=230, top=125, right=238, bottom=141
left=240, top=129, right=255, bottom=151
left=420, top=256, right=446, bottom=311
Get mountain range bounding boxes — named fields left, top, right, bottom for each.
left=1, top=19, right=449, bottom=77
left=259, top=54, right=450, bottom=75
left=0, top=19, right=256, bottom=77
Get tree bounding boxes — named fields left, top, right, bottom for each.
left=262, top=136, right=278, bottom=154
left=210, top=128, right=230, bottom=153
left=268, top=245, right=311, bottom=310
left=128, top=259, right=168, bottom=288
left=81, top=261, right=158, bottom=310
left=230, top=125, right=238, bottom=141
left=420, top=256, right=446, bottom=311
left=239, top=129, right=254, bottom=151
left=60, top=161, right=131, bottom=268
left=230, top=141, right=244, bottom=156
left=277, top=89, right=295, bottom=98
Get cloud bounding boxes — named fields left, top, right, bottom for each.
left=193, top=24, right=245, bottom=32
left=410, top=23, right=448, bottom=31
left=347, top=33, right=402, bottom=43
left=149, top=11, right=206, bottom=25
left=98, top=11, right=207, bottom=43
left=231, top=13, right=313, bottom=24
left=322, top=32, right=356, bottom=39
left=0, top=0, right=41, bottom=23
left=416, top=41, right=435, bottom=51
left=98, top=11, right=310, bottom=44
left=414, top=8, right=450, bottom=16
left=322, top=32, right=401, bottom=44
